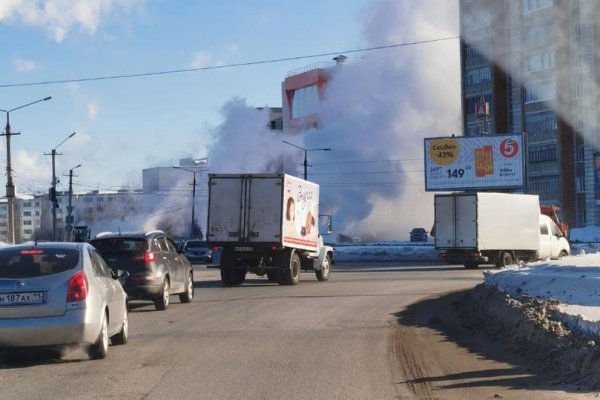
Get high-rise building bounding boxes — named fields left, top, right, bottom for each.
left=460, top=0, right=599, bottom=227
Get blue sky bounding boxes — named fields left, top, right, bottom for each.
left=0, top=0, right=371, bottom=193
left=1, top=0, right=462, bottom=239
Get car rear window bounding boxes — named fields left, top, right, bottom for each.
left=186, top=240, right=207, bottom=248
left=90, top=238, right=148, bottom=254
left=0, top=248, right=80, bottom=279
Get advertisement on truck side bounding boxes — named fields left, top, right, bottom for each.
left=282, top=175, right=319, bottom=251
left=424, top=134, right=524, bottom=191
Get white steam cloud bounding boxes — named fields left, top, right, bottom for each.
left=205, top=0, right=461, bottom=241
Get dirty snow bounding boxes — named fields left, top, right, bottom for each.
left=335, top=226, right=600, bottom=339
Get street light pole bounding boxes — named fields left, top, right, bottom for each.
left=174, top=166, right=199, bottom=238
left=46, top=132, right=76, bottom=241
left=65, top=164, right=81, bottom=241
left=0, top=96, right=52, bottom=244
left=282, top=140, right=332, bottom=180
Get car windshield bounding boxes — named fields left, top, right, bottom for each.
left=90, top=238, right=148, bottom=254
left=0, top=248, right=79, bottom=279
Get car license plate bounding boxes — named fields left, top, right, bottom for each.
left=234, top=247, right=253, bottom=252
left=0, top=291, right=45, bottom=306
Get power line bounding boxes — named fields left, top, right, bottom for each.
left=0, top=36, right=458, bottom=88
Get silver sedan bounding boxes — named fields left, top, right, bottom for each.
left=0, top=242, right=129, bottom=359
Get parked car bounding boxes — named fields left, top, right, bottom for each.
left=0, top=242, right=129, bottom=360
left=90, top=230, right=194, bottom=311
left=409, top=227, right=429, bottom=242
left=183, top=240, right=213, bottom=264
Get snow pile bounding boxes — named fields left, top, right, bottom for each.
left=333, top=241, right=439, bottom=262
left=484, top=253, right=600, bottom=339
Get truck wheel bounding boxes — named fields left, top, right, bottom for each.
left=495, top=252, right=513, bottom=269
left=558, top=250, right=568, bottom=259
left=315, top=254, right=331, bottom=281
left=220, top=250, right=234, bottom=287
left=464, top=261, right=479, bottom=269
left=280, top=251, right=301, bottom=286
left=230, top=269, right=247, bottom=286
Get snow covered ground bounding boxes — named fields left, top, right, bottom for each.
left=335, top=227, right=600, bottom=339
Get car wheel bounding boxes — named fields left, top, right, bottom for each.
left=154, top=278, right=170, bottom=311
left=111, top=308, right=128, bottom=345
left=179, top=272, right=194, bottom=303
left=559, top=250, right=568, bottom=259
left=87, top=312, right=109, bottom=360
left=315, top=254, right=331, bottom=282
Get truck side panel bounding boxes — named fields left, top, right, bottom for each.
left=247, top=176, right=284, bottom=243
left=476, top=193, right=539, bottom=251
left=281, top=174, right=319, bottom=252
left=207, top=176, right=244, bottom=242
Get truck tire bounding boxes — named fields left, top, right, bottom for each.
left=495, top=252, right=513, bottom=269
left=280, top=250, right=301, bottom=286
left=220, top=250, right=234, bottom=287
left=558, top=250, right=568, bottom=259
left=315, top=253, right=331, bottom=281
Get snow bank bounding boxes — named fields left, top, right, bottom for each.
left=483, top=253, right=600, bottom=340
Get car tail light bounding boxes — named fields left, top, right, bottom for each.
left=144, top=252, right=156, bottom=263
left=67, top=271, right=88, bottom=302
left=210, top=245, right=220, bottom=252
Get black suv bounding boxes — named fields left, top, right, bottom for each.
left=90, top=230, right=194, bottom=310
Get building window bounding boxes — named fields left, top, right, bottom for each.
left=524, top=22, right=554, bottom=45
left=576, top=176, right=585, bottom=192
left=23, top=229, right=32, bottom=235
left=35, top=202, right=40, bottom=207
left=463, top=10, right=491, bottom=31
left=577, top=206, right=587, bottom=226
left=464, top=41, right=491, bottom=66
left=525, top=80, right=555, bottom=103
left=23, top=211, right=32, bottom=217
left=35, top=211, right=40, bottom=216
left=0, top=222, right=6, bottom=227
left=23, top=202, right=31, bottom=207
left=523, top=0, right=554, bottom=14
left=576, top=145, right=585, bottom=162
left=291, top=85, right=319, bottom=120
left=528, top=175, right=559, bottom=192
left=525, top=51, right=555, bottom=73
left=97, top=197, right=104, bottom=202
left=23, top=220, right=32, bottom=226
left=525, top=111, right=557, bottom=133
left=465, top=66, right=491, bottom=86
left=528, top=143, right=558, bottom=162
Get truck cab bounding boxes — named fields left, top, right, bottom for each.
left=538, top=214, right=570, bottom=260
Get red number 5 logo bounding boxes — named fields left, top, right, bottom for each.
left=500, top=139, right=519, bottom=158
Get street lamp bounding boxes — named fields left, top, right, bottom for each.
left=173, top=158, right=208, bottom=239
left=65, top=164, right=82, bottom=241
left=0, top=96, right=52, bottom=244
left=282, top=140, right=332, bottom=180
left=46, top=132, right=77, bottom=241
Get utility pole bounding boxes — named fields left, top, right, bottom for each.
left=0, top=96, right=51, bottom=243
left=0, top=116, right=20, bottom=244
left=191, top=171, right=197, bottom=238
left=46, top=132, right=76, bottom=241
left=65, top=164, right=81, bottom=241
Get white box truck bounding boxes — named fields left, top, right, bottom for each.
left=207, top=174, right=334, bottom=286
left=434, top=192, right=570, bottom=269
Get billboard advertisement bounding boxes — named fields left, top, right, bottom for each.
left=282, top=174, right=319, bottom=251
left=424, top=134, right=524, bottom=191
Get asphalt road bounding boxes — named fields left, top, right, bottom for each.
left=0, top=262, right=594, bottom=399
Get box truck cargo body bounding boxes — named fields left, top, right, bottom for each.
left=435, top=192, right=570, bottom=269
left=207, top=174, right=333, bottom=286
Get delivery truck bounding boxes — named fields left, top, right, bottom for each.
left=434, top=192, right=570, bottom=269
left=206, top=174, right=334, bottom=286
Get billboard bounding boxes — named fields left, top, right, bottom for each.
left=424, top=134, right=524, bottom=191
